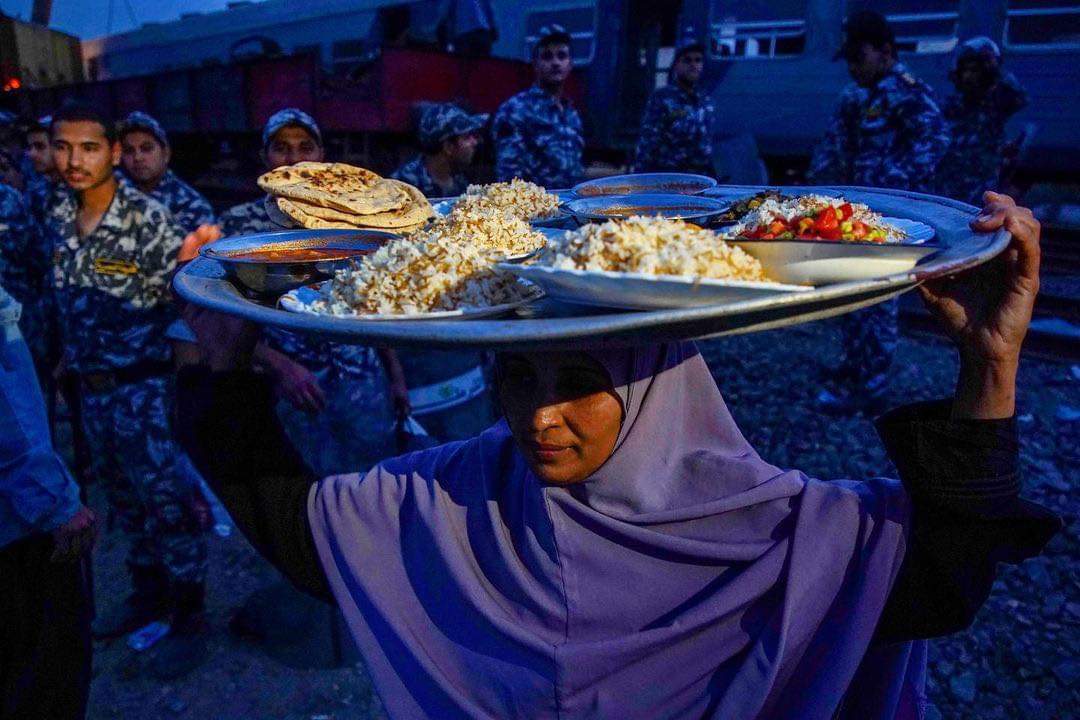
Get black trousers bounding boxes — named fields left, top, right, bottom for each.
left=0, top=533, right=92, bottom=720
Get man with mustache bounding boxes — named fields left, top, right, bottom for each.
left=46, top=104, right=209, bottom=679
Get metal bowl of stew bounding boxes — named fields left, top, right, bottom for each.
left=199, top=229, right=392, bottom=297
left=562, top=193, right=731, bottom=226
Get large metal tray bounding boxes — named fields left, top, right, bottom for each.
left=173, top=187, right=1005, bottom=350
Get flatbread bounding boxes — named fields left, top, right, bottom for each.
left=258, top=162, right=407, bottom=215
left=277, top=181, right=433, bottom=230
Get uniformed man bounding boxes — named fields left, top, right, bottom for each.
left=634, top=40, right=715, bottom=175
left=391, top=102, right=495, bottom=443
left=0, top=110, right=26, bottom=191
left=24, top=116, right=61, bottom=224
left=936, top=37, right=1028, bottom=206
left=492, top=24, right=584, bottom=188
left=46, top=104, right=208, bottom=679
left=218, top=108, right=407, bottom=473
left=808, top=11, right=950, bottom=414
left=391, top=102, right=486, bottom=198
left=0, top=181, right=47, bottom=368
left=119, top=111, right=215, bottom=231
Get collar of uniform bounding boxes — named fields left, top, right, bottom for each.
left=672, top=81, right=700, bottom=103
left=528, top=83, right=573, bottom=109
left=879, top=61, right=910, bottom=88
left=151, top=169, right=179, bottom=198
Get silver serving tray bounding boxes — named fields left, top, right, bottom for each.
left=174, top=187, right=1003, bottom=350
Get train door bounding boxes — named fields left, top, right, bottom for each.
left=614, top=0, right=684, bottom=148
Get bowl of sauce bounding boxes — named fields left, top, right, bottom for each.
left=563, top=193, right=731, bottom=226
left=200, top=229, right=393, bottom=296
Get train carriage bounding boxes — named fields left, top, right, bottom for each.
left=8, top=0, right=1079, bottom=181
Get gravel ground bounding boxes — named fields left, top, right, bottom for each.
left=83, top=318, right=1077, bottom=720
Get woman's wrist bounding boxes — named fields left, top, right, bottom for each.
left=952, top=356, right=1019, bottom=420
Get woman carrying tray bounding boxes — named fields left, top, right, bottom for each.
left=176, top=193, right=1058, bottom=719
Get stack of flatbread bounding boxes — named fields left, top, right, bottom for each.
left=258, top=162, right=433, bottom=234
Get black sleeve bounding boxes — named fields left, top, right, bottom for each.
left=872, top=400, right=1061, bottom=644
left=175, top=367, right=333, bottom=603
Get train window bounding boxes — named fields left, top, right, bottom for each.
left=332, top=39, right=378, bottom=75
left=1006, top=0, right=1080, bottom=50
left=709, top=0, right=807, bottom=59
left=523, top=6, right=598, bottom=64
left=847, top=1, right=959, bottom=54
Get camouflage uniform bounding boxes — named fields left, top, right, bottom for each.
left=809, top=62, right=950, bottom=400
left=47, top=179, right=206, bottom=583
left=492, top=85, right=584, bottom=188
left=0, top=183, right=51, bottom=364
left=634, top=84, right=715, bottom=175
left=145, top=170, right=215, bottom=232
left=936, top=73, right=1027, bottom=206
left=390, top=156, right=468, bottom=199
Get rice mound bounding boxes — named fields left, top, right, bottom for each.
left=312, top=231, right=531, bottom=316
left=456, top=179, right=561, bottom=221
left=431, top=204, right=546, bottom=257
left=546, top=216, right=770, bottom=281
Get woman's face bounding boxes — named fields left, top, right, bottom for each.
left=498, top=352, right=624, bottom=486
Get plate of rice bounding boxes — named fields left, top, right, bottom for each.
left=499, top=217, right=810, bottom=310
left=433, top=179, right=568, bottom=228
left=279, top=227, right=542, bottom=319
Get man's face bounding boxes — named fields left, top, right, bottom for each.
left=52, top=120, right=120, bottom=192
left=534, top=42, right=572, bottom=86
left=263, top=126, right=323, bottom=169
left=445, top=132, right=479, bottom=169
left=954, top=57, right=997, bottom=96
left=846, top=43, right=891, bottom=88
left=120, top=129, right=170, bottom=186
left=26, top=130, right=54, bottom=175
left=673, top=51, right=704, bottom=87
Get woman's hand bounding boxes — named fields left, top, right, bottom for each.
left=254, top=344, right=327, bottom=414
left=919, top=192, right=1040, bottom=419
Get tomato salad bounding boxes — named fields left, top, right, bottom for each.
left=722, top=195, right=904, bottom=243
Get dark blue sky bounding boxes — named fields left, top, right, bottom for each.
left=0, top=0, right=267, bottom=38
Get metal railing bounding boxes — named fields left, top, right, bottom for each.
left=709, top=18, right=806, bottom=59
left=1005, top=5, right=1080, bottom=50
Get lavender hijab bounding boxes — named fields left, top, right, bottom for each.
left=309, top=343, right=927, bottom=719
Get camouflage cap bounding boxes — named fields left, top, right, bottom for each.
left=120, top=111, right=168, bottom=146
left=834, top=10, right=895, bottom=61
left=956, top=36, right=1001, bottom=66
left=418, top=103, right=488, bottom=148
left=262, top=108, right=322, bottom=149
left=536, top=23, right=572, bottom=50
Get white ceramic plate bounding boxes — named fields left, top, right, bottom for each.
left=280, top=280, right=543, bottom=320
left=728, top=239, right=941, bottom=286
left=497, top=264, right=811, bottom=311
